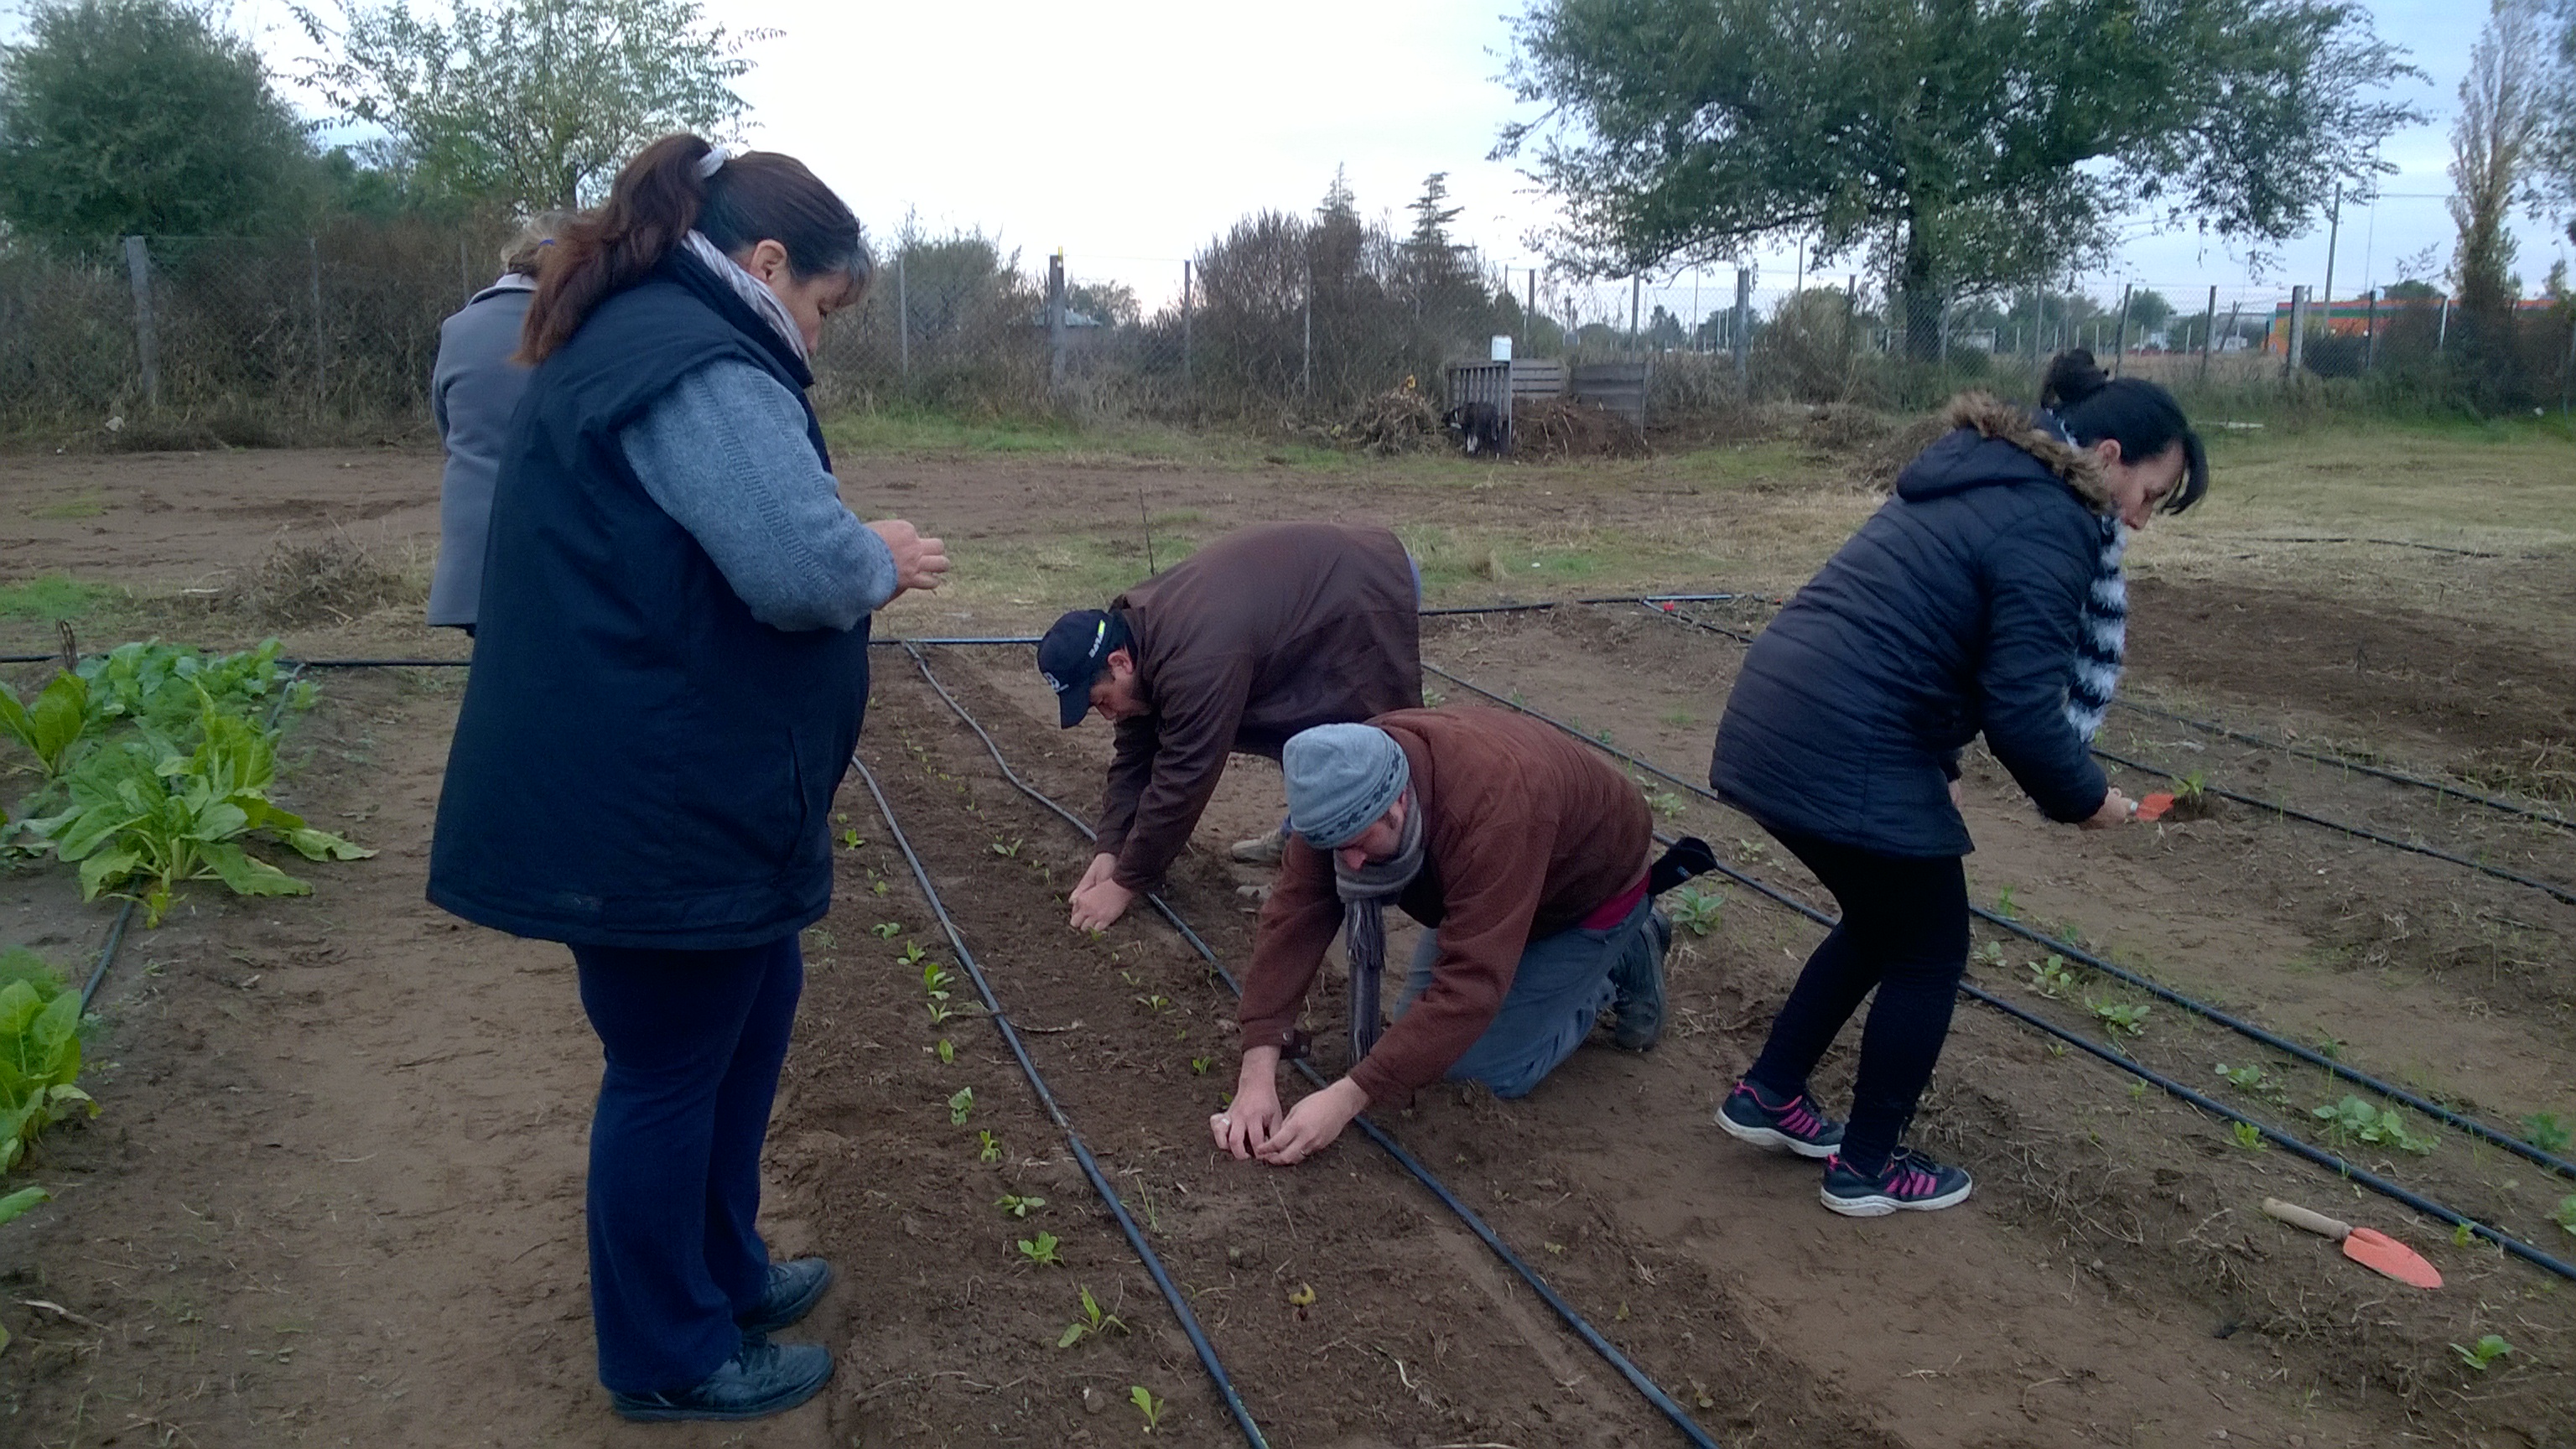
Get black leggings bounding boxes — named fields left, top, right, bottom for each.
left=1744, top=830, right=1968, bottom=1176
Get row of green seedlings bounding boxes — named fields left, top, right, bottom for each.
left=887, top=910, right=1176, bottom=1436
left=0, top=641, right=370, bottom=927
left=1995, top=931, right=2576, bottom=1242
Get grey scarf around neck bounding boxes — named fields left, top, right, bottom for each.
left=680, top=231, right=808, bottom=363
left=1332, top=793, right=1426, bottom=1068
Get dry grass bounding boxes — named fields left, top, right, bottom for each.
left=236, top=530, right=418, bottom=628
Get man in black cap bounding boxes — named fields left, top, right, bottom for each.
left=1038, top=521, right=1422, bottom=932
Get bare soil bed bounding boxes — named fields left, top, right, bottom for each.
left=2, top=440, right=2572, bottom=1447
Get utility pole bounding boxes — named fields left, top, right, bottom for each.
left=1524, top=267, right=1535, bottom=353
left=1628, top=275, right=1640, bottom=346
left=122, top=236, right=158, bottom=411
left=2111, top=283, right=2133, bottom=377
left=1047, top=251, right=1067, bottom=389
left=2320, top=183, right=2341, bottom=327
left=1731, top=267, right=1752, bottom=386
left=2286, top=285, right=2309, bottom=377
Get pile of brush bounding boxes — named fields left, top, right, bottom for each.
left=1510, top=397, right=1646, bottom=460
left=1334, top=385, right=1443, bottom=456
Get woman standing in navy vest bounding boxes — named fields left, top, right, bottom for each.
left=1709, top=353, right=2205, bottom=1220
left=428, top=134, right=947, bottom=1422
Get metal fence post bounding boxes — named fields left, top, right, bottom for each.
left=1628, top=275, right=1640, bottom=345
left=309, top=236, right=327, bottom=413
left=122, top=236, right=158, bottom=411
left=1301, top=262, right=1312, bottom=398
left=2363, top=286, right=2379, bottom=370
left=2436, top=293, right=2449, bottom=351
left=896, top=252, right=909, bottom=377
left=2286, top=285, right=2309, bottom=377
left=1524, top=267, right=1535, bottom=354
left=1047, top=251, right=1066, bottom=389
left=1181, top=259, right=1192, bottom=389
left=2225, top=300, right=2241, bottom=361
left=2111, top=283, right=2132, bottom=377
left=2201, top=284, right=2217, bottom=378
left=1731, top=267, right=1751, bottom=385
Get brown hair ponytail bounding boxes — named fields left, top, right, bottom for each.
left=517, top=133, right=871, bottom=364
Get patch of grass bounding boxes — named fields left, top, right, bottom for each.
left=943, top=532, right=1202, bottom=611
left=28, top=492, right=108, bottom=521
left=0, top=574, right=113, bottom=623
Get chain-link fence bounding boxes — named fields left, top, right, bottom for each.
left=6, top=222, right=2571, bottom=443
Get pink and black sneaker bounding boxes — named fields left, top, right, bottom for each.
left=1715, top=1081, right=1846, bottom=1160
left=1818, top=1148, right=1974, bottom=1217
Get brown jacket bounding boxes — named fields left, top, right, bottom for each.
left=1097, top=522, right=1421, bottom=892
left=1237, top=708, right=1652, bottom=1104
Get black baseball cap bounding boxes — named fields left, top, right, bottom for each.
left=1037, top=609, right=1124, bottom=727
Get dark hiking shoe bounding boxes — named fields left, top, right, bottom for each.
left=1610, top=910, right=1670, bottom=1050
left=610, top=1337, right=833, bottom=1422
left=1819, top=1149, right=1974, bottom=1218
left=738, top=1257, right=833, bottom=1335
left=1716, top=1081, right=1846, bottom=1160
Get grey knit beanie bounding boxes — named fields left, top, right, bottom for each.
left=1283, top=724, right=1410, bottom=849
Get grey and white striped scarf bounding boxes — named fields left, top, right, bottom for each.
left=1332, top=792, right=1426, bottom=1068
left=681, top=231, right=808, bottom=363
left=2064, top=514, right=2128, bottom=741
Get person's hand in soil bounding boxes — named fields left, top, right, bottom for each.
left=1067, top=852, right=1135, bottom=931
left=2080, top=787, right=2137, bottom=830
left=867, top=519, right=949, bottom=600
left=1213, top=1046, right=1287, bottom=1158
left=1254, top=1078, right=1368, bottom=1166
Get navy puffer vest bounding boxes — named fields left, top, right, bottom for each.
left=428, top=252, right=870, bottom=949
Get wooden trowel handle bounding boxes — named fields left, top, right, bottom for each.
left=2262, top=1197, right=2351, bottom=1240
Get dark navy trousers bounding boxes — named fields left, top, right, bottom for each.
left=571, top=934, right=802, bottom=1394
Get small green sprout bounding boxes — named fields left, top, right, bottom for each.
left=840, top=828, right=863, bottom=849
left=2215, top=1063, right=2286, bottom=1099
left=872, top=922, right=903, bottom=939
left=977, top=1130, right=1002, bottom=1164
left=1129, top=1385, right=1165, bottom=1433
left=1190, top=1055, right=1213, bottom=1075
left=2450, top=1334, right=2514, bottom=1372
left=1057, top=1285, right=1129, bottom=1348
left=1992, top=886, right=2019, bottom=919
left=873, top=880, right=891, bottom=896
left=948, top=1087, right=975, bottom=1125
left=1645, top=789, right=1685, bottom=818
left=2521, top=1112, right=2572, bottom=1154
left=2313, top=1095, right=2436, bottom=1155
left=997, top=1192, right=1046, bottom=1218
left=2087, top=998, right=2150, bottom=1037
left=897, top=941, right=928, bottom=967
left=1135, top=994, right=1171, bottom=1014
left=935, top=1038, right=955, bottom=1065
left=1016, top=1231, right=1063, bottom=1266
left=2551, top=1195, right=2576, bottom=1236
left=2454, top=1219, right=2476, bottom=1248
left=991, top=839, right=1023, bottom=859
left=1667, top=886, right=1723, bottom=937
left=923, top=961, right=953, bottom=998
left=2028, top=954, right=2078, bottom=998
left=2230, top=1121, right=2266, bottom=1151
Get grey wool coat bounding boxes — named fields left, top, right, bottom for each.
left=427, top=276, right=537, bottom=628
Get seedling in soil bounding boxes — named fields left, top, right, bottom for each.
left=926, top=999, right=964, bottom=1026
left=2521, top=1113, right=2572, bottom=1154
left=923, top=962, right=953, bottom=999
left=1190, top=1055, right=1213, bottom=1075
left=991, top=839, right=1023, bottom=859
left=2453, top=1220, right=2476, bottom=1248
left=2230, top=1121, right=2267, bottom=1151
left=2551, top=1196, right=2576, bottom=1236
left=2127, top=1078, right=2148, bottom=1100
left=1992, top=887, right=2019, bottom=920
left=1130, top=1385, right=1165, bottom=1433
left=839, top=828, right=862, bottom=849
left=1057, top=1286, right=1129, bottom=1348
left=1645, top=789, right=1685, bottom=818
left=871, top=922, right=903, bottom=939
left=2087, top=999, right=2150, bottom=1037
left=897, top=942, right=928, bottom=967
left=2314, top=1095, right=2436, bottom=1155
left=2313, top=1034, right=2345, bottom=1062
left=1016, top=1231, right=1063, bottom=1266
left=807, top=928, right=837, bottom=950
left=1973, top=941, right=2007, bottom=969
left=1732, top=839, right=1769, bottom=865
left=977, top=1130, right=1003, bottom=1164
left=934, top=1039, right=955, bottom=1065
left=996, top=1193, right=1046, bottom=1218
left=2215, top=1063, right=2287, bottom=1100
left=1135, top=994, right=1171, bottom=1015
left=873, top=880, right=890, bottom=896
left=948, top=1088, right=975, bottom=1125
left=1668, top=886, right=1724, bottom=937
left=2450, top=1334, right=2514, bottom=1372
left=2028, top=955, right=2079, bottom=998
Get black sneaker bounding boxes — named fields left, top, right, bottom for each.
left=1714, top=1081, right=1845, bottom=1160
left=1610, top=910, right=1671, bottom=1050
left=738, top=1257, right=832, bottom=1335
left=1818, top=1149, right=1974, bottom=1218
left=610, top=1336, right=834, bottom=1422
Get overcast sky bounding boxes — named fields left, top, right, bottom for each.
left=217, top=0, right=2576, bottom=319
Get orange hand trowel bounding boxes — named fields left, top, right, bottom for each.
left=2261, top=1198, right=2443, bottom=1289
left=2133, top=791, right=2177, bottom=822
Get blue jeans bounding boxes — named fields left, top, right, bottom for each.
left=572, top=934, right=804, bottom=1394
left=1394, top=897, right=1655, bottom=1098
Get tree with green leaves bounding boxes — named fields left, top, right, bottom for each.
left=292, top=0, right=764, bottom=210
left=2449, top=0, right=2553, bottom=406
left=1501, top=0, right=2422, bottom=357
left=0, top=0, right=312, bottom=245
left=2124, top=288, right=2175, bottom=342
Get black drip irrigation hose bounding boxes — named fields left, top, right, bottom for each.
left=849, top=756, right=1271, bottom=1449
left=2107, top=699, right=2576, bottom=834
left=2088, top=747, right=2576, bottom=909
left=76, top=898, right=137, bottom=1015
left=897, top=643, right=1727, bottom=1449
left=1420, top=662, right=2576, bottom=1202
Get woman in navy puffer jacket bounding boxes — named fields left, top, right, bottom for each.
left=1709, top=351, right=2206, bottom=1218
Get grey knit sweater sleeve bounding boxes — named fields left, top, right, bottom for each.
left=619, top=359, right=897, bottom=632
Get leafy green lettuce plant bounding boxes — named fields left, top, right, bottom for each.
left=0, top=671, right=90, bottom=782
left=1, top=978, right=93, bottom=1176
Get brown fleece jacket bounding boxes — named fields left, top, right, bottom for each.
left=1095, top=522, right=1421, bottom=893
left=1236, top=708, right=1653, bottom=1104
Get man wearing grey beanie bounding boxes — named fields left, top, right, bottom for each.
left=1212, top=710, right=1670, bottom=1166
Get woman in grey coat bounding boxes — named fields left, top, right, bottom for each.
left=426, top=216, right=564, bottom=632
